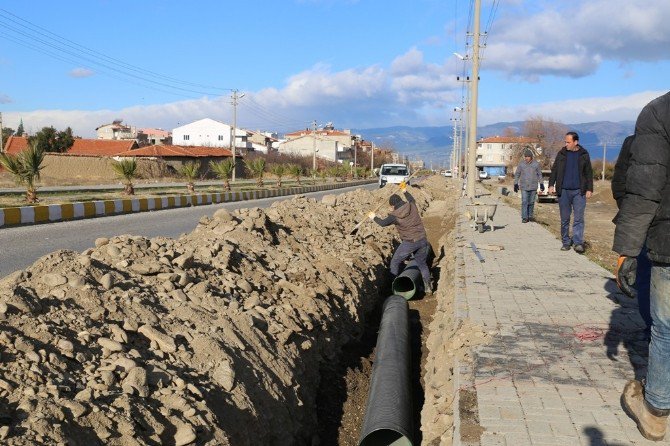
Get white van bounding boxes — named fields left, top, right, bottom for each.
left=379, top=163, right=410, bottom=188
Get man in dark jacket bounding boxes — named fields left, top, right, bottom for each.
left=614, top=92, right=670, bottom=441
left=368, top=183, right=432, bottom=293
left=548, top=131, right=594, bottom=253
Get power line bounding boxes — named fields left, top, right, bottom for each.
left=0, top=8, right=234, bottom=97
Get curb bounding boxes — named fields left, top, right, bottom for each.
left=0, top=179, right=376, bottom=228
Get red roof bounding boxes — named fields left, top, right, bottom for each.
left=478, top=136, right=539, bottom=144
left=67, top=139, right=138, bottom=156
left=116, top=145, right=234, bottom=158
left=3, top=136, right=29, bottom=155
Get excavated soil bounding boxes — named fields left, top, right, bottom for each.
left=0, top=176, right=471, bottom=445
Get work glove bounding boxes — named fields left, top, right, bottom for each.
left=615, top=255, right=637, bottom=298
left=540, top=183, right=545, bottom=192
left=513, top=184, right=519, bottom=193
left=367, top=211, right=376, bottom=220
left=399, top=181, right=407, bottom=191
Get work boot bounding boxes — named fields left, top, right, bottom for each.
left=622, top=379, right=670, bottom=441
left=423, top=281, right=433, bottom=295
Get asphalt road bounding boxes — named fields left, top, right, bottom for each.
left=0, top=183, right=377, bottom=279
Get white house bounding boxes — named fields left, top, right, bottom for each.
left=172, top=118, right=248, bottom=150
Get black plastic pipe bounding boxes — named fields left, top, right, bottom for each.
left=391, top=260, right=422, bottom=300
left=358, top=295, right=413, bottom=446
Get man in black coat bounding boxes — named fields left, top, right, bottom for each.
left=548, top=131, right=594, bottom=253
left=615, top=91, right=670, bottom=441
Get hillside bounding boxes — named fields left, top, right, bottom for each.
left=355, top=120, right=635, bottom=166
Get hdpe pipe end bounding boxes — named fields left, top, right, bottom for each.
left=391, top=276, right=416, bottom=300
left=359, top=428, right=412, bottom=446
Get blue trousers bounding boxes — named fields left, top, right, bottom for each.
left=558, top=189, right=586, bottom=246
left=521, top=189, right=537, bottom=221
left=644, top=263, right=670, bottom=409
left=390, top=238, right=431, bottom=287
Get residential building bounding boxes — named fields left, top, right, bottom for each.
left=245, top=130, right=278, bottom=154
left=476, top=136, right=540, bottom=177
left=2, top=135, right=29, bottom=155
left=115, top=145, right=243, bottom=178
left=96, top=120, right=136, bottom=140
left=69, top=139, right=139, bottom=156
left=279, top=124, right=357, bottom=163
left=172, top=118, right=248, bottom=151
left=138, top=128, right=171, bottom=146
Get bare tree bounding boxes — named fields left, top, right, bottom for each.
left=523, top=115, right=568, bottom=167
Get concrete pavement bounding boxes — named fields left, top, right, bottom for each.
left=453, top=194, right=663, bottom=445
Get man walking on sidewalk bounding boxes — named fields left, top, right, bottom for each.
left=614, top=91, right=670, bottom=442
left=368, top=182, right=433, bottom=294
left=548, top=131, right=594, bottom=253
left=514, top=148, right=543, bottom=223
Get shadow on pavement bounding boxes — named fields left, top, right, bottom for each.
left=603, top=278, right=650, bottom=381
left=583, top=426, right=629, bottom=445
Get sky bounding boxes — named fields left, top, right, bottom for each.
left=1, top=0, right=669, bottom=142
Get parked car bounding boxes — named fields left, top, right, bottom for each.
left=442, top=170, right=452, bottom=177
left=478, top=170, right=489, bottom=180
left=537, top=170, right=557, bottom=203
left=379, top=163, right=410, bottom=188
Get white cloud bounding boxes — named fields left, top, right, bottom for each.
left=484, top=0, right=670, bottom=77
left=478, top=90, right=664, bottom=125
left=69, top=68, right=94, bottom=78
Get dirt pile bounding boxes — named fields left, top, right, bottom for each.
left=0, top=184, right=436, bottom=445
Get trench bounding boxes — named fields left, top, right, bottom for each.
left=315, top=210, right=448, bottom=446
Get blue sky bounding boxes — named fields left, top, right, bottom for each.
left=1, top=0, right=669, bottom=139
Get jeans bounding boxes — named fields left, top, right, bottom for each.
left=558, top=189, right=586, bottom=246
left=521, top=190, right=537, bottom=221
left=390, top=238, right=431, bottom=287
left=644, top=263, right=670, bottom=409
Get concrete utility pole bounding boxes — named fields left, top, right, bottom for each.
left=601, top=142, right=607, bottom=182
left=312, top=120, right=317, bottom=172
left=451, top=112, right=459, bottom=174
left=466, top=0, right=482, bottom=199
left=230, top=90, right=244, bottom=182
left=370, top=141, right=375, bottom=177
left=353, top=141, right=358, bottom=178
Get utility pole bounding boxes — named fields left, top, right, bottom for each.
left=601, top=142, right=607, bottom=182
left=230, top=90, right=244, bottom=182
left=311, top=120, right=317, bottom=173
left=451, top=112, right=459, bottom=175
left=370, top=141, right=375, bottom=177
left=466, top=0, right=481, bottom=199
left=353, top=141, right=358, bottom=178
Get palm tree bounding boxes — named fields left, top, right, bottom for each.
left=179, top=161, right=201, bottom=193
left=111, top=158, right=138, bottom=195
left=210, top=159, right=235, bottom=191
left=245, top=158, right=266, bottom=188
left=270, top=164, right=286, bottom=188
left=288, top=164, right=303, bottom=186
left=0, top=141, right=45, bottom=203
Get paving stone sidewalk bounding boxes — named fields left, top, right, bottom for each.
left=454, top=194, right=665, bottom=445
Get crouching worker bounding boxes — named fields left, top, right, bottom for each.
left=368, top=182, right=433, bottom=294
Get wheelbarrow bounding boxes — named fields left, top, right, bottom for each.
left=465, top=202, right=498, bottom=233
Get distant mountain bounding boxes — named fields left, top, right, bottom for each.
left=354, top=120, right=636, bottom=166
